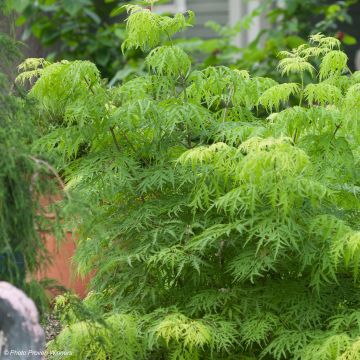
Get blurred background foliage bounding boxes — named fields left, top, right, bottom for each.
left=181, top=0, right=359, bottom=78
left=5, top=0, right=143, bottom=82
left=2, top=0, right=359, bottom=84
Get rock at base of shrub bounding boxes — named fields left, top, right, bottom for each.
left=0, top=282, right=45, bottom=359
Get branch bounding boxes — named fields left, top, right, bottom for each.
left=186, top=129, right=192, bottom=149
left=84, top=76, right=95, bottom=94
left=28, top=156, right=70, bottom=199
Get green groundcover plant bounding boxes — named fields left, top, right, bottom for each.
left=18, top=3, right=360, bottom=359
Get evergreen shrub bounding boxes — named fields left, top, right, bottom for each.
left=0, top=30, right=64, bottom=312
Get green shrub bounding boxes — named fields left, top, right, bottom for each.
left=20, top=5, right=360, bottom=359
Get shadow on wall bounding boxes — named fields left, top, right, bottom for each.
left=36, top=231, right=91, bottom=299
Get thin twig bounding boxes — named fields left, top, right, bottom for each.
left=331, top=123, right=342, bottom=143
left=109, top=127, right=146, bottom=203
left=292, top=128, right=298, bottom=145
left=120, top=129, right=150, bottom=166
left=222, top=86, right=234, bottom=123
left=109, top=126, right=122, bottom=153
left=120, top=129, right=137, bottom=154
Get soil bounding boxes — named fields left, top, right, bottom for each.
left=42, top=312, right=62, bottom=343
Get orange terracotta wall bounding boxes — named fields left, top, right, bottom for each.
left=37, top=190, right=93, bottom=298
left=37, top=231, right=91, bottom=298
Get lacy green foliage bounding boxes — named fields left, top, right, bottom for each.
left=258, top=83, right=300, bottom=111
left=20, top=4, right=360, bottom=359
left=122, top=5, right=194, bottom=52
left=320, top=51, right=349, bottom=80
left=277, top=47, right=315, bottom=77
left=304, top=83, right=343, bottom=106
left=17, top=58, right=107, bottom=136
left=145, top=46, right=191, bottom=78
left=48, top=313, right=142, bottom=360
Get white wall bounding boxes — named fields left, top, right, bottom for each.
left=155, top=0, right=187, bottom=14
left=229, top=0, right=267, bottom=47
left=155, top=0, right=267, bottom=46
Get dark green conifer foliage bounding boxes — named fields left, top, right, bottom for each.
left=20, top=5, right=360, bottom=360
left=0, top=22, right=63, bottom=310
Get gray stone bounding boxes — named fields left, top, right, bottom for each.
left=0, top=282, right=45, bottom=359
